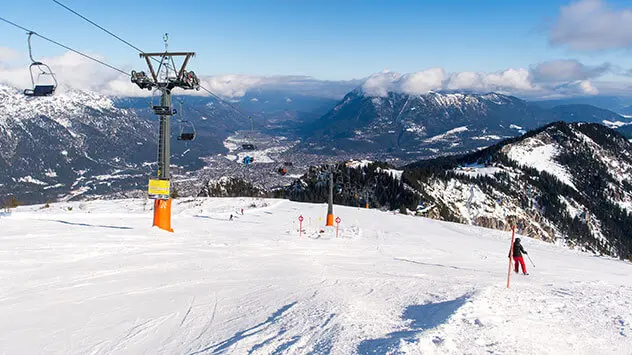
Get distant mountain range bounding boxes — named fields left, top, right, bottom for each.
left=3, top=81, right=632, bottom=206
left=295, top=89, right=630, bottom=157
left=535, top=96, right=632, bottom=115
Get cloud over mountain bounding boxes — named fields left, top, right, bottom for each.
left=0, top=48, right=624, bottom=100
left=359, top=63, right=607, bottom=99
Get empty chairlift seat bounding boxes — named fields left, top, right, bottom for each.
left=24, top=84, right=55, bottom=97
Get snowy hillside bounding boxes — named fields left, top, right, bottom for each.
left=0, top=85, right=156, bottom=203
left=0, top=197, right=630, bottom=354
left=403, top=122, right=632, bottom=259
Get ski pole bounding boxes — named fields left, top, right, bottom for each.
left=527, top=254, right=536, bottom=268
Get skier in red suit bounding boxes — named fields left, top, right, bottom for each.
left=510, top=238, right=529, bottom=275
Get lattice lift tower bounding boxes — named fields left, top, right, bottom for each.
left=131, top=34, right=200, bottom=232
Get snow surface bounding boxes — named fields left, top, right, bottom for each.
left=603, top=120, right=632, bottom=129
left=222, top=135, right=289, bottom=165
left=424, top=126, right=468, bottom=143
left=470, top=135, right=503, bottom=141
left=377, top=168, right=403, bottom=180
left=345, top=160, right=373, bottom=169
left=453, top=164, right=503, bottom=178
left=16, top=176, right=47, bottom=185
left=0, top=198, right=630, bottom=354
left=506, top=138, right=577, bottom=190
left=0, top=85, right=115, bottom=130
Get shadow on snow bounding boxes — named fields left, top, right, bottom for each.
left=49, top=220, right=133, bottom=230
left=357, top=294, right=470, bottom=354
left=190, top=301, right=297, bottom=355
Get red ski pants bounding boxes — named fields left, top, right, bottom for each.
left=514, top=256, right=527, bottom=274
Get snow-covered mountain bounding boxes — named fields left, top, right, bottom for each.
left=286, top=122, right=632, bottom=259
left=298, top=89, right=629, bottom=158
left=0, top=85, right=156, bottom=203
left=405, top=122, right=632, bottom=259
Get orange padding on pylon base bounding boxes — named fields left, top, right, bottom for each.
left=153, top=198, right=174, bottom=232
left=326, top=213, right=334, bottom=226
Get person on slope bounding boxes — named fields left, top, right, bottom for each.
left=510, top=238, right=529, bottom=275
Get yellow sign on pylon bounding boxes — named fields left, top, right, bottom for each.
left=148, top=179, right=170, bottom=200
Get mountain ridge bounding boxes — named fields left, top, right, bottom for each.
left=297, top=89, right=629, bottom=158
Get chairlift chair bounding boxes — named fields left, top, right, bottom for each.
left=23, top=32, right=57, bottom=97
left=175, top=100, right=196, bottom=141
left=177, top=122, right=196, bottom=141
left=243, top=156, right=254, bottom=165
left=241, top=115, right=257, bottom=150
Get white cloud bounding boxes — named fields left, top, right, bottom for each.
left=0, top=47, right=19, bottom=63
left=530, top=59, right=611, bottom=82
left=549, top=0, right=632, bottom=51
left=447, top=72, right=482, bottom=90
left=0, top=51, right=140, bottom=96
left=480, top=68, right=536, bottom=91
left=199, top=74, right=264, bottom=98
left=579, top=80, right=599, bottom=94
left=362, top=70, right=403, bottom=97
left=361, top=69, right=445, bottom=97
left=363, top=68, right=537, bottom=97
left=400, top=68, right=446, bottom=95
left=0, top=48, right=621, bottom=100
left=358, top=65, right=616, bottom=99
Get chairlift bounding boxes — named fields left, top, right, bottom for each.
left=175, top=100, right=196, bottom=141
left=241, top=115, right=257, bottom=150
left=23, top=32, right=57, bottom=97
left=178, top=124, right=196, bottom=141
left=243, top=155, right=254, bottom=165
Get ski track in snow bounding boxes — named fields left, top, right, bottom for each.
left=0, top=198, right=630, bottom=354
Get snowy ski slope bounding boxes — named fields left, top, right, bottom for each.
left=0, top=198, right=630, bottom=354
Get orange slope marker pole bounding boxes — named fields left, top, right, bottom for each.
left=153, top=198, right=173, bottom=232
left=507, top=225, right=516, bottom=288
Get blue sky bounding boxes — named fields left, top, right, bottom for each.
left=0, top=0, right=621, bottom=78
left=2, top=0, right=632, bottom=98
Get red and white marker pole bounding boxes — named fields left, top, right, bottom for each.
left=507, top=225, right=516, bottom=289
left=298, top=215, right=304, bottom=238
left=335, top=216, right=341, bottom=238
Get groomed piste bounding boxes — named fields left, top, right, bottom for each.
left=0, top=197, right=631, bottom=354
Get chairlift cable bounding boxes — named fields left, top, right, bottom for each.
left=50, top=1, right=252, bottom=122
left=51, top=0, right=178, bottom=72
left=198, top=85, right=253, bottom=122
left=0, top=16, right=129, bottom=77
left=5, top=7, right=251, bottom=124
left=52, top=0, right=144, bottom=55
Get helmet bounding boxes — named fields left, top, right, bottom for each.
left=515, top=238, right=521, bottom=243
